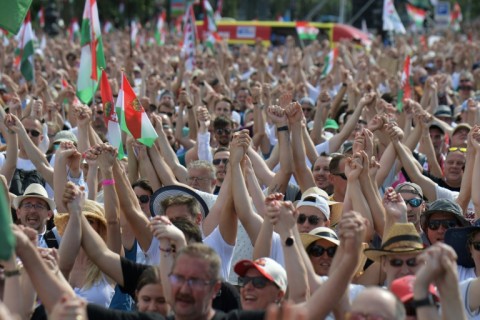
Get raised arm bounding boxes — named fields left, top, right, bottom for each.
left=53, top=142, right=82, bottom=213
left=470, top=126, right=480, bottom=215
left=1, top=115, right=18, bottom=184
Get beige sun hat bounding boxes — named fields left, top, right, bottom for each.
left=54, top=199, right=107, bottom=237
left=364, top=223, right=424, bottom=262
left=13, top=183, right=56, bottom=211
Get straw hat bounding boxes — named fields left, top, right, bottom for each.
left=54, top=200, right=107, bottom=237
left=300, top=227, right=340, bottom=249
left=364, top=223, right=424, bottom=262
left=13, top=183, right=56, bottom=211
left=301, top=187, right=342, bottom=226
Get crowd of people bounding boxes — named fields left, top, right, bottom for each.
left=1, top=18, right=480, bottom=320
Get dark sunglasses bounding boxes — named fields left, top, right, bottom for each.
left=448, top=147, right=467, bottom=153
left=215, top=128, right=232, bottom=135
left=137, top=195, right=150, bottom=204
left=404, top=198, right=422, bottom=208
left=237, top=276, right=270, bottom=289
left=459, top=86, right=473, bottom=91
left=297, top=214, right=321, bottom=225
left=161, top=111, right=174, bottom=117
left=389, top=257, right=417, bottom=268
left=427, top=219, right=457, bottom=230
left=331, top=172, right=347, bottom=180
left=26, top=129, right=41, bottom=137
left=470, top=241, right=480, bottom=251
left=96, top=110, right=104, bottom=115
left=212, top=158, right=229, bottom=165
left=308, top=245, right=337, bottom=258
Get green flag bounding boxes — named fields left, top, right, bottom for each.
left=0, top=183, right=15, bottom=260
left=0, top=0, right=32, bottom=35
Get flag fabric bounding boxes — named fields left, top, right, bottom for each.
left=397, top=55, right=412, bottom=112
left=383, top=0, right=406, bottom=34
left=321, top=48, right=339, bottom=76
left=296, top=21, right=318, bottom=41
left=76, top=0, right=106, bottom=104
left=0, top=183, right=15, bottom=261
left=100, top=70, right=124, bottom=159
left=117, top=72, right=157, bottom=147
left=450, top=2, right=462, bottom=31
left=181, top=5, right=197, bottom=71
left=214, top=0, right=223, bottom=21
left=0, top=0, right=33, bottom=35
left=15, top=11, right=35, bottom=82
left=203, top=0, right=221, bottom=49
left=154, top=12, right=166, bottom=46
left=61, top=78, right=80, bottom=105
left=406, top=3, right=426, bottom=29
left=37, top=6, right=45, bottom=28
left=130, top=20, right=140, bottom=49
left=68, top=18, right=80, bottom=43
left=103, top=20, right=113, bottom=34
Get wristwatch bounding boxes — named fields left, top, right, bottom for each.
left=412, top=294, right=436, bottom=308
left=284, top=236, right=294, bottom=247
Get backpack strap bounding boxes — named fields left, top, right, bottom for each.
left=43, top=230, right=59, bottom=249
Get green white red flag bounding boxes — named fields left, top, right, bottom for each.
left=321, top=47, right=338, bottom=76
left=0, top=180, right=15, bottom=261
left=397, top=55, right=412, bottom=112
left=116, top=72, right=157, bottom=147
left=406, top=4, right=426, bottom=29
left=450, top=2, right=462, bottom=31
left=131, top=20, right=140, bottom=49
left=100, top=70, right=124, bottom=159
left=383, top=0, right=406, bottom=34
left=203, top=0, right=221, bottom=49
left=296, top=21, right=318, bottom=41
left=68, top=18, right=80, bottom=43
left=154, top=12, right=166, bottom=46
left=76, top=0, right=106, bottom=104
left=182, top=5, right=197, bottom=71
left=37, top=6, right=44, bottom=28
left=15, top=11, right=34, bottom=82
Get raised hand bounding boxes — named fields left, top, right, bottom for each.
left=359, top=92, right=377, bottom=108
left=336, top=211, right=366, bottom=256
left=385, top=122, right=404, bottom=142
left=178, top=90, right=193, bottom=107
left=278, top=92, right=293, bottom=110
left=48, top=294, right=88, bottom=320
left=382, top=187, right=407, bottom=222
left=230, top=130, right=250, bottom=164
left=197, top=106, right=211, bottom=131
left=62, top=182, right=85, bottom=215
left=285, top=101, right=303, bottom=124
left=265, top=198, right=297, bottom=234
left=471, top=126, right=480, bottom=151
left=75, top=105, right=92, bottom=128
left=96, top=144, right=117, bottom=171
left=366, top=114, right=386, bottom=132
left=149, top=215, right=186, bottom=247
left=345, top=152, right=364, bottom=181
left=267, top=105, right=288, bottom=126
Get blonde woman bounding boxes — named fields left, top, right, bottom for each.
left=54, top=143, right=122, bottom=307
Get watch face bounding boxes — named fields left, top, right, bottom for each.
left=285, top=237, right=294, bottom=246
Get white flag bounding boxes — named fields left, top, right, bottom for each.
left=383, top=0, right=406, bottom=34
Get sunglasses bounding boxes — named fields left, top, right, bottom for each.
left=160, top=111, right=174, bottom=117
left=471, top=241, right=480, bottom=251
left=136, top=195, right=150, bottom=204
left=96, top=110, right=104, bottom=115
left=237, top=276, right=270, bottom=289
left=404, top=198, right=422, bottom=208
left=212, top=158, right=229, bottom=165
left=308, top=244, right=337, bottom=258
left=459, top=86, right=473, bottom=90
left=331, top=172, right=347, bottom=180
left=427, top=219, right=458, bottom=230
left=297, top=214, right=322, bottom=225
left=388, top=257, right=417, bottom=268
left=26, top=129, right=41, bottom=137
left=448, top=147, right=467, bottom=153
left=215, top=128, right=232, bottom=135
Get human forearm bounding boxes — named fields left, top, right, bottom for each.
left=58, top=212, right=81, bottom=279
left=147, top=145, right=178, bottom=187
left=101, top=169, right=122, bottom=254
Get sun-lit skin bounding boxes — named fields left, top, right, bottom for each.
left=451, top=128, right=469, bottom=147
left=133, top=186, right=152, bottom=218
left=429, top=127, right=445, bottom=157
left=307, top=239, right=336, bottom=276
left=381, top=253, right=422, bottom=287
left=350, top=287, right=399, bottom=320
left=213, top=151, right=230, bottom=183
left=312, top=156, right=332, bottom=191
left=398, top=191, right=425, bottom=233
left=214, top=100, right=232, bottom=118
left=16, top=197, right=52, bottom=233
left=136, top=283, right=169, bottom=315
left=187, top=167, right=215, bottom=193
left=296, top=206, right=329, bottom=233
left=426, top=212, right=460, bottom=244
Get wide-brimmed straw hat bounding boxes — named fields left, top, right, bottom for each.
left=300, top=227, right=340, bottom=249
left=54, top=200, right=107, bottom=237
left=364, top=223, right=424, bottom=262
left=13, top=183, right=56, bottom=211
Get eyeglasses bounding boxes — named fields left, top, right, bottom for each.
left=297, top=214, right=322, bottom=225
left=237, top=276, right=270, bottom=289
left=212, top=158, right=229, bottom=166
left=168, top=274, right=215, bottom=290
left=136, top=195, right=150, bottom=204
left=427, top=219, right=458, bottom=230
left=160, top=111, right=173, bottom=117
left=459, top=86, right=473, bottom=91
left=460, top=79, right=470, bottom=83
left=448, top=147, right=467, bottom=153
left=187, top=176, right=211, bottom=183
left=470, top=241, right=480, bottom=251
left=346, top=311, right=387, bottom=320
left=308, top=244, right=337, bottom=258
left=96, top=110, right=104, bottom=115
left=21, top=203, right=47, bottom=210
left=215, top=128, right=232, bottom=135
left=388, top=257, right=418, bottom=268
left=26, top=129, right=41, bottom=137
left=404, top=198, right=422, bottom=208
left=331, top=172, right=347, bottom=180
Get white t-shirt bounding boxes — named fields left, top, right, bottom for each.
left=460, top=278, right=480, bottom=319
left=458, top=265, right=477, bottom=282
left=203, top=226, right=235, bottom=279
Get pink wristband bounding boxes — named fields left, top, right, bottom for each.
left=101, top=179, right=115, bottom=186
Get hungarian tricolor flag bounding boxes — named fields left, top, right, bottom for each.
left=182, top=5, right=197, bottom=71
left=296, top=21, right=318, bottom=41
left=15, top=11, right=34, bottom=82
left=203, top=0, right=221, bottom=49
left=397, top=55, right=412, bottom=112
left=100, top=70, right=124, bottom=158
left=116, top=72, right=157, bottom=147
left=0, top=0, right=32, bottom=35
left=37, top=6, right=44, bottom=28
left=155, top=11, right=166, bottom=46
left=131, top=20, right=140, bottom=49
left=406, top=4, right=426, bottom=29
left=321, top=47, right=338, bottom=77
left=450, top=2, right=462, bottom=31
left=76, top=0, right=106, bottom=104
left=0, top=182, right=15, bottom=261
left=68, top=18, right=80, bottom=43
